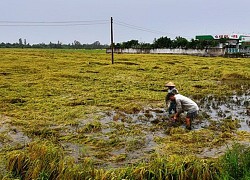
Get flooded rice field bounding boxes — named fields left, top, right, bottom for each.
left=83, top=93, right=249, bottom=166
left=100, top=93, right=250, bottom=131
left=198, top=93, right=250, bottom=131
left=0, top=93, right=249, bottom=167
left=0, top=116, right=31, bottom=150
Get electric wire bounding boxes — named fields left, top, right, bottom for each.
left=0, top=20, right=109, bottom=23
left=114, top=19, right=193, bottom=39
left=0, top=22, right=109, bottom=27
left=0, top=20, right=109, bottom=26
left=115, top=20, right=165, bottom=35
left=0, top=18, right=194, bottom=40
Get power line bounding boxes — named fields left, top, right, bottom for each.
left=0, top=19, right=189, bottom=39
left=0, top=22, right=109, bottom=27
left=0, top=20, right=109, bottom=24
left=114, top=19, right=194, bottom=39
left=115, top=20, right=165, bottom=35
left=0, top=18, right=194, bottom=41
left=0, top=20, right=109, bottom=26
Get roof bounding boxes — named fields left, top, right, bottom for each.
left=195, top=35, right=214, bottom=40
left=196, top=34, right=250, bottom=41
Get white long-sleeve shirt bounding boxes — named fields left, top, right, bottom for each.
left=175, top=94, right=199, bottom=114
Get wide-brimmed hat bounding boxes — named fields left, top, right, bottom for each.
left=165, top=81, right=175, bottom=87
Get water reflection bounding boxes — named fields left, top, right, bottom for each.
left=102, top=94, right=250, bottom=131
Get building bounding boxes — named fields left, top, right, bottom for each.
left=106, top=34, right=250, bottom=57
left=196, top=34, right=250, bottom=55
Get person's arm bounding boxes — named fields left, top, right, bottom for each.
left=173, top=99, right=182, bottom=120
left=165, top=95, right=169, bottom=107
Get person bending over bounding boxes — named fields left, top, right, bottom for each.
left=166, top=92, right=199, bottom=130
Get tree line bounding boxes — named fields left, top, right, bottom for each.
left=0, top=36, right=225, bottom=49
left=115, top=36, right=225, bottom=49
left=0, top=39, right=109, bottom=49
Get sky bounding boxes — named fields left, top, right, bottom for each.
left=1, top=0, right=250, bottom=45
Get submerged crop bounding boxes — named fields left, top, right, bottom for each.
left=0, top=49, right=249, bottom=179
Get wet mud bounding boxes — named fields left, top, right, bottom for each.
left=100, top=93, right=249, bottom=132
left=0, top=93, right=249, bottom=167
left=198, top=93, right=250, bottom=131
left=0, top=116, right=31, bottom=150
left=89, top=93, right=250, bottom=166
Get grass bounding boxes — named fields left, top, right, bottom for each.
left=0, top=48, right=250, bottom=179
left=218, top=143, right=250, bottom=179
left=6, top=143, right=250, bottom=179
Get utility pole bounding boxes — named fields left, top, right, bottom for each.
left=111, top=17, right=114, bottom=64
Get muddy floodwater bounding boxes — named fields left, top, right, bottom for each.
left=85, top=93, right=249, bottom=166
left=101, top=93, right=250, bottom=131
left=0, top=93, right=249, bottom=167
left=198, top=93, right=250, bottom=131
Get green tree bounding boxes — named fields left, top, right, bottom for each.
left=152, top=36, right=172, bottom=48
left=172, top=36, right=188, bottom=48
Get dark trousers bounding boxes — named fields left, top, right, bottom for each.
left=187, top=110, right=198, bottom=121
left=169, top=101, right=176, bottom=114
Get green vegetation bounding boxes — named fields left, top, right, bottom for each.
left=115, top=36, right=220, bottom=49
left=1, top=36, right=220, bottom=50
left=0, top=39, right=109, bottom=49
left=0, top=48, right=249, bottom=179
left=218, top=143, right=250, bottom=179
